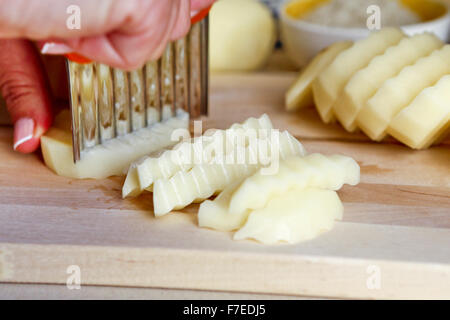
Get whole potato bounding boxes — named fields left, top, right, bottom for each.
left=209, top=0, right=276, bottom=72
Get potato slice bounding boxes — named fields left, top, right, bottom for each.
left=230, top=153, right=359, bottom=215
left=198, top=153, right=359, bottom=232
left=285, top=41, right=352, bottom=111
left=333, top=33, right=442, bottom=132
left=198, top=179, right=247, bottom=232
left=356, top=45, right=450, bottom=141
left=153, top=131, right=306, bottom=216
left=388, top=75, right=450, bottom=149
left=312, top=28, right=404, bottom=123
left=41, top=110, right=189, bottom=179
left=233, top=188, right=343, bottom=245
left=122, top=165, right=142, bottom=197
left=122, top=114, right=273, bottom=198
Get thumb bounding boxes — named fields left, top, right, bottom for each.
left=0, top=39, right=53, bottom=153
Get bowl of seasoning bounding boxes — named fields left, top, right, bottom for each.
left=280, top=0, right=450, bottom=67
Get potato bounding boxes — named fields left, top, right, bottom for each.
left=312, top=28, right=404, bottom=123
left=285, top=41, right=352, bottom=111
left=153, top=131, right=305, bottom=216
left=197, top=179, right=246, bottom=232
left=229, top=154, right=359, bottom=216
left=233, top=188, right=343, bottom=245
left=41, top=110, right=189, bottom=179
left=356, top=45, right=450, bottom=141
left=388, top=75, right=450, bottom=149
left=209, top=0, right=276, bottom=72
left=333, top=33, right=442, bottom=132
left=288, top=27, right=450, bottom=149
left=122, top=114, right=273, bottom=198
left=198, top=154, right=359, bottom=232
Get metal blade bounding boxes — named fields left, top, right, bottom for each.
left=96, top=63, right=115, bottom=142
left=79, top=63, right=99, bottom=149
left=112, top=69, right=131, bottom=137
left=160, top=43, right=176, bottom=120
left=67, top=60, right=81, bottom=162
left=145, top=60, right=162, bottom=125
left=130, top=69, right=146, bottom=131
left=67, top=17, right=210, bottom=163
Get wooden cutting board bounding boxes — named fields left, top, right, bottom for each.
left=0, top=73, right=449, bottom=299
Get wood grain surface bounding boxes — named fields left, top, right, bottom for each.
left=0, top=73, right=449, bottom=299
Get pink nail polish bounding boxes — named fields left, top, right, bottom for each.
left=14, top=118, right=35, bottom=150
left=40, top=42, right=74, bottom=55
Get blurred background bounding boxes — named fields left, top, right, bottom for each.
left=209, top=0, right=450, bottom=73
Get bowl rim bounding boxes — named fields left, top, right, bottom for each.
left=279, top=0, right=450, bottom=35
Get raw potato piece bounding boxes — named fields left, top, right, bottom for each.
left=138, top=115, right=272, bottom=191
left=41, top=110, right=189, bottom=179
left=209, top=0, right=276, bottom=71
left=312, top=28, right=404, bottom=123
left=122, top=114, right=273, bottom=198
left=230, top=154, right=359, bottom=215
left=198, top=153, right=359, bottom=232
left=285, top=41, right=352, bottom=111
left=233, top=188, right=343, bottom=245
left=123, top=166, right=141, bottom=197
left=153, top=131, right=306, bottom=216
left=198, top=179, right=248, bottom=232
left=356, top=45, right=450, bottom=141
left=333, top=33, right=442, bottom=132
left=388, top=75, right=450, bottom=149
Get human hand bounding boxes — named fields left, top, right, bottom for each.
left=0, top=0, right=214, bottom=153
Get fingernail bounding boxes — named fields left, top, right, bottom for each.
left=14, top=118, right=35, bottom=150
left=40, top=42, right=73, bottom=55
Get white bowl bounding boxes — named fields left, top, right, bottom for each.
left=280, top=1, right=450, bottom=67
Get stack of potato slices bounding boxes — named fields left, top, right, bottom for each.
left=286, top=27, right=450, bottom=149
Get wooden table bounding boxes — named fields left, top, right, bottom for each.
left=0, top=72, right=449, bottom=299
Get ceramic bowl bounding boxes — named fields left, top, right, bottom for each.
left=280, top=0, right=450, bottom=67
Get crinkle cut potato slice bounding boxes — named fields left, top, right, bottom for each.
left=312, top=27, right=404, bottom=123
left=388, top=75, right=450, bottom=149
left=356, top=44, right=450, bottom=141
left=41, top=110, right=189, bottom=179
left=153, top=131, right=306, bottom=216
left=233, top=188, right=343, bottom=245
left=333, top=33, right=442, bottom=132
left=122, top=114, right=273, bottom=198
left=229, top=154, right=359, bottom=216
left=198, top=153, right=359, bottom=232
left=285, top=41, right=352, bottom=111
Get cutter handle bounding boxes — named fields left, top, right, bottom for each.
left=65, top=5, right=212, bottom=64
left=190, top=5, right=212, bottom=25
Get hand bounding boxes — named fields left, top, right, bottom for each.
left=0, top=0, right=214, bottom=153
